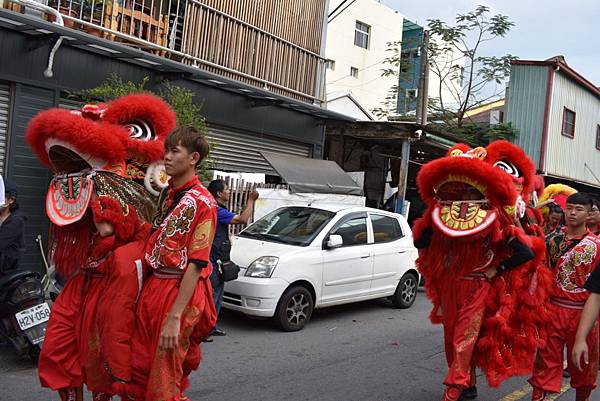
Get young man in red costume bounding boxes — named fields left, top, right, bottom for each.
left=529, top=193, right=600, bottom=401
left=125, top=126, right=217, bottom=401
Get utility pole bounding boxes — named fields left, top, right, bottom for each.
left=395, top=30, right=429, bottom=216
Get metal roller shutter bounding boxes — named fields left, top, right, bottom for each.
left=5, top=84, right=55, bottom=274
left=59, top=98, right=83, bottom=110
left=0, top=83, right=10, bottom=174
left=207, top=126, right=312, bottom=174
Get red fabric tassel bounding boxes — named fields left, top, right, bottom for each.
left=50, top=213, right=93, bottom=279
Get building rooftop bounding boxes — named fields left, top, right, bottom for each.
left=512, top=58, right=600, bottom=100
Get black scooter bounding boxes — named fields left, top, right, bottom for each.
left=0, top=243, right=51, bottom=360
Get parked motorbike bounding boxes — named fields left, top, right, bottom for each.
left=37, top=234, right=62, bottom=302
left=0, top=269, right=49, bottom=361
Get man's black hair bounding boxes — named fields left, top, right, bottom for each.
left=207, top=179, right=227, bottom=198
left=549, top=204, right=563, bottom=215
left=566, top=192, right=593, bottom=208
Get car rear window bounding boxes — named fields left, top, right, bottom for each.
left=370, top=214, right=403, bottom=243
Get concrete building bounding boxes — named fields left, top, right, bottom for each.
left=464, top=99, right=505, bottom=125
left=0, top=0, right=354, bottom=271
left=325, top=0, right=404, bottom=119
left=506, top=57, right=600, bottom=192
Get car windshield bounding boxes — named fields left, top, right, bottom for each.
left=238, top=207, right=335, bottom=246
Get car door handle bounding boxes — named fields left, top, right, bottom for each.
left=398, top=250, right=407, bottom=254
left=360, top=255, right=370, bottom=259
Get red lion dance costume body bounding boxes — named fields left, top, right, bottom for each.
left=26, top=94, right=187, bottom=400
left=413, top=141, right=552, bottom=401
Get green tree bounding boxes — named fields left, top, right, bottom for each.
left=77, top=74, right=213, bottom=179
left=375, top=5, right=519, bottom=144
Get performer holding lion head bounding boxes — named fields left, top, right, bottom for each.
left=413, top=140, right=552, bottom=401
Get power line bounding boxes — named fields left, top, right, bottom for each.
left=326, top=58, right=388, bottom=85
left=327, top=0, right=349, bottom=18
left=328, top=0, right=357, bottom=23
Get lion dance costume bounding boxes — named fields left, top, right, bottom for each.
left=27, top=94, right=184, bottom=400
left=413, top=140, right=553, bottom=401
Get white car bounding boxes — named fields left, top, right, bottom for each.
left=222, top=205, right=420, bottom=331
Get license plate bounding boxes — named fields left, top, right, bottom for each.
left=15, top=303, right=51, bottom=330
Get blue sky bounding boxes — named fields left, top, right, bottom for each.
left=381, top=0, right=600, bottom=85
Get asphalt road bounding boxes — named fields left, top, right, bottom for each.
left=0, top=289, right=598, bottom=401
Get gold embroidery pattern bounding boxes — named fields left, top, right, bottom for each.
left=452, top=311, right=484, bottom=374
left=148, top=305, right=201, bottom=401
left=556, top=238, right=597, bottom=293
left=190, top=219, right=213, bottom=252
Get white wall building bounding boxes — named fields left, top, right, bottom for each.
left=325, top=0, right=404, bottom=120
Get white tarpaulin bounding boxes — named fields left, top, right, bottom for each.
left=254, top=188, right=365, bottom=221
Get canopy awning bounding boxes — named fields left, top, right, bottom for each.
left=261, top=151, right=363, bottom=196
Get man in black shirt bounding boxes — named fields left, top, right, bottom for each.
left=0, top=179, right=26, bottom=272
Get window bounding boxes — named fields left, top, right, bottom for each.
left=406, top=89, right=418, bottom=100
left=326, top=59, right=335, bottom=71
left=350, top=66, right=359, bottom=78
left=354, top=21, right=370, bottom=49
left=596, top=125, right=600, bottom=150
left=371, top=215, right=403, bottom=243
left=240, top=207, right=335, bottom=246
left=562, top=107, right=576, bottom=138
left=332, top=216, right=368, bottom=246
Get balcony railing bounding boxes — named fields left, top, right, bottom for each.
left=1, top=0, right=326, bottom=104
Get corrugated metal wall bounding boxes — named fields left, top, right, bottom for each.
left=545, top=72, right=600, bottom=186
left=505, top=64, right=549, bottom=169
left=0, top=83, right=9, bottom=175
left=5, top=84, right=54, bottom=273
left=207, top=126, right=311, bottom=173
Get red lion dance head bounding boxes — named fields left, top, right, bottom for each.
left=415, top=140, right=551, bottom=388
left=26, top=93, right=176, bottom=276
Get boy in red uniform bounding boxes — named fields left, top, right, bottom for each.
left=529, top=193, right=600, bottom=401
left=125, top=126, right=217, bottom=401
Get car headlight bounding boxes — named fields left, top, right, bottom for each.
left=245, top=256, right=279, bottom=278
left=10, top=278, right=43, bottom=304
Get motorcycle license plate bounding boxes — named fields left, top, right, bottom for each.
left=15, top=303, right=51, bottom=330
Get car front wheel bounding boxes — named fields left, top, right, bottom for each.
left=392, top=272, right=418, bottom=309
left=274, top=286, right=314, bottom=332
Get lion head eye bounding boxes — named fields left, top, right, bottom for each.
left=124, top=120, right=155, bottom=141
left=493, top=160, right=520, bottom=178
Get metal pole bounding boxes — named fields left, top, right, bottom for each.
left=415, top=29, right=429, bottom=125
left=420, top=30, right=429, bottom=125
left=395, top=138, right=410, bottom=215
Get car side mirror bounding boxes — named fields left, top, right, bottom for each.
left=326, top=234, right=343, bottom=249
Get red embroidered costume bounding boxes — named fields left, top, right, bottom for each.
left=124, top=176, right=217, bottom=401
left=413, top=141, right=552, bottom=401
left=27, top=94, right=176, bottom=401
left=529, top=228, right=600, bottom=400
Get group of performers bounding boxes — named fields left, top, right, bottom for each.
left=25, top=91, right=600, bottom=401
left=414, top=140, right=600, bottom=401
left=26, top=94, right=217, bottom=401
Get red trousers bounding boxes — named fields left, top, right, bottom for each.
left=529, top=303, right=599, bottom=393
left=39, top=273, right=86, bottom=390
left=124, top=274, right=216, bottom=401
left=441, top=276, right=490, bottom=388
left=39, top=271, right=105, bottom=390
left=91, top=243, right=145, bottom=392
